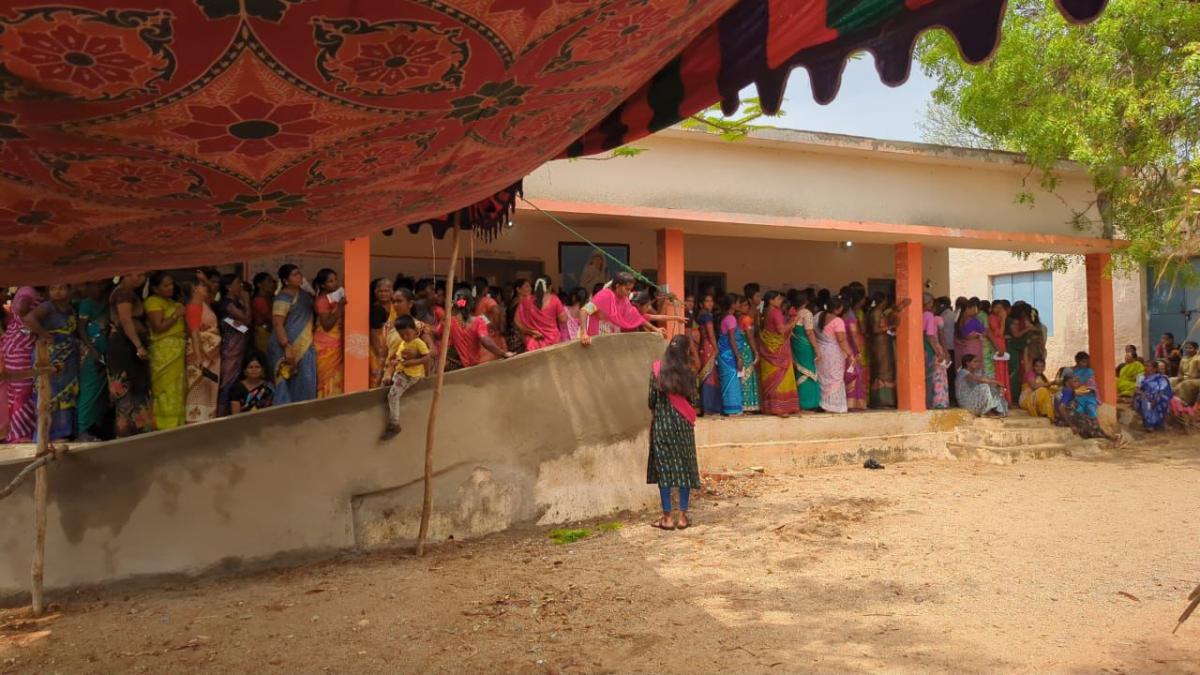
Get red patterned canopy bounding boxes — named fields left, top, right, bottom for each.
left=0, top=0, right=1106, bottom=283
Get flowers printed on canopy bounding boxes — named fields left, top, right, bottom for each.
left=0, top=8, right=173, bottom=101
left=0, top=197, right=88, bottom=240
left=170, top=94, right=333, bottom=157
left=215, top=191, right=305, bottom=220
left=448, top=79, right=532, bottom=124
left=47, top=154, right=208, bottom=199
left=314, top=19, right=469, bottom=97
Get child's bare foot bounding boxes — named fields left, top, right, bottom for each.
left=380, top=423, right=401, bottom=441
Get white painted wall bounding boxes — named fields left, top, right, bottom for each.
left=280, top=217, right=952, bottom=299
left=527, top=128, right=1099, bottom=239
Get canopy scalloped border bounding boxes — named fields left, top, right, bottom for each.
left=434, top=0, right=1107, bottom=243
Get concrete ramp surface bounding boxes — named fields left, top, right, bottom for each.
left=0, top=334, right=663, bottom=600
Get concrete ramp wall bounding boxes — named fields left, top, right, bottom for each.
left=0, top=334, right=663, bottom=600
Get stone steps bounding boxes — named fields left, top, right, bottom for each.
left=946, top=411, right=1098, bottom=464
left=945, top=441, right=1073, bottom=465
left=955, top=426, right=1076, bottom=448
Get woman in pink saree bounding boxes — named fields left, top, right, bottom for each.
left=514, top=276, right=567, bottom=351
left=579, top=272, right=661, bottom=346
left=3, top=286, right=42, bottom=442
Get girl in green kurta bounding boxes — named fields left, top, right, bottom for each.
left=648, top=335, right=701, bottom=531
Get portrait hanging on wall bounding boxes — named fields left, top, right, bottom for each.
left=558, top=243, right=629, bottom=292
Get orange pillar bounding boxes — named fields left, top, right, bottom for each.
left=895, top=242, right=926, bottom=412
left=656, top=228, right=685, bottom=337
left=1086, top=252, right=1117, bottom=404
left=343, top=237, right=371, bottom=393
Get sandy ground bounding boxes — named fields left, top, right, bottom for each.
left=4, top=438, right=1200, bottom=674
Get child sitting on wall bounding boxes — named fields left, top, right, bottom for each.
left=381, top=315, right=431, bottom=440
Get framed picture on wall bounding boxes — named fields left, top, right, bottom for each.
left=558, top=243, right=628, bottom=292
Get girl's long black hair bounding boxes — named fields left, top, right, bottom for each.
left=657, top=335, right=695, bottom=397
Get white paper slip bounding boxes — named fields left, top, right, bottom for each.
left=327, top=287, right=346, bottom=303
left=222, top=316, right=249, bottom=333
left=993, top=352, right=1010, bottom=361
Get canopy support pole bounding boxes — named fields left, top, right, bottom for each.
left=416, top=225, right=460, bottom=557
left=30, top=338, right=51, bottom=615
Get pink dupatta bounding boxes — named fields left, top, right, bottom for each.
left=584, top=286, right=645, bottom=336
left=516, top=294, right=564, bottom=351
left=653, top=360, right=697, bottom=426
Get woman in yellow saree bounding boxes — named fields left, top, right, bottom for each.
left=1116, top=345, right=1144, bottom=398
left=313, top=268, right=345, bottom=398
left=756, top=291, right=800, bottom=416
left=368, top=278, right=396, bottom=387
left=145, top=272, right=186, bottom=430
left=1019, top=357, right=1056, bottom=419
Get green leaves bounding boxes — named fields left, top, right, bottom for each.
left=917, top=0, right=1200, bottom=276
left=680, top=96, right=779, bottom=142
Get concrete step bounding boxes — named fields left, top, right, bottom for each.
left=946, top=441, right=1072, bottom=465
left=971, top=415, right=1055, bottom=430
left=955, top=427, right=1076, bottom=448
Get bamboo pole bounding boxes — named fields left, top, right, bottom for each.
left=31, top=337, right=51, bottom=615
left=416, top=224, right=461, bottom=556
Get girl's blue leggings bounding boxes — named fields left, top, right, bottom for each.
left=659, top=486, right=690, bottom=512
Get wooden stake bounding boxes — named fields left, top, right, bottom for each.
left=31, top=337, right=51, bottom=616
left=416, top=224, right=460, bottom=556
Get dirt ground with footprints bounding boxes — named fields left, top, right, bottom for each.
left=3, top=436, right=1200, bottom=674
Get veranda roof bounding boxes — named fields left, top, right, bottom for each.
left=0, top=0, right=1106, bottom=283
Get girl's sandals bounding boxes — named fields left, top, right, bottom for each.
left=652, top=514, right=675, bottom=530
left=676, top=511, right=691, bottom=530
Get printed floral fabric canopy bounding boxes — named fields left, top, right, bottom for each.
left=0, top=0, right=1106, bottom=283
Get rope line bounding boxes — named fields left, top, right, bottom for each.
left=519, top=197, right=666, bottom=295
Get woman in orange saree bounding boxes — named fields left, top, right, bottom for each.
left=184, top=281, right=221, bottom=423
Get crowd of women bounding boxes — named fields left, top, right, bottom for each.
left=0, top=267, right=337, bottom=443
left=1, top=259, right=1171, bottom=445
left=675, top=284, right=1051, bottom=417
left=1115, top=334, right=1200, bottom=433
left=662, top=284, right=1142, bottom=443
left=0, top=264, right=657, bottom=443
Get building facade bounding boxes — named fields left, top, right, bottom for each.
left=262, top=126, right=1127, bottom=405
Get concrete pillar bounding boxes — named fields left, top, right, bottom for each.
left=895, top=242, right=926, bottom=412
left=343, top=237, right=371, bottom=393
left=1086, top=252, right=1117, bottom=404
left=656, top=228, right=685, bottom=337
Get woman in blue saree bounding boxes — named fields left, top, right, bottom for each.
left=25, top=284, right=81, bottom=440
left=267, top=264, right=317, bottom=405
left=1069, top=351, right=1100, bottom=418
left=715, top=295, right=744, bottom=415
left=1133, top=359, right=1172, bottom=431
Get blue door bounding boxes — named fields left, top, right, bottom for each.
left=1147, top=262, right=1200, bottom=346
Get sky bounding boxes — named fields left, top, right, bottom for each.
left=766, top=57, right=937, bottom=143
